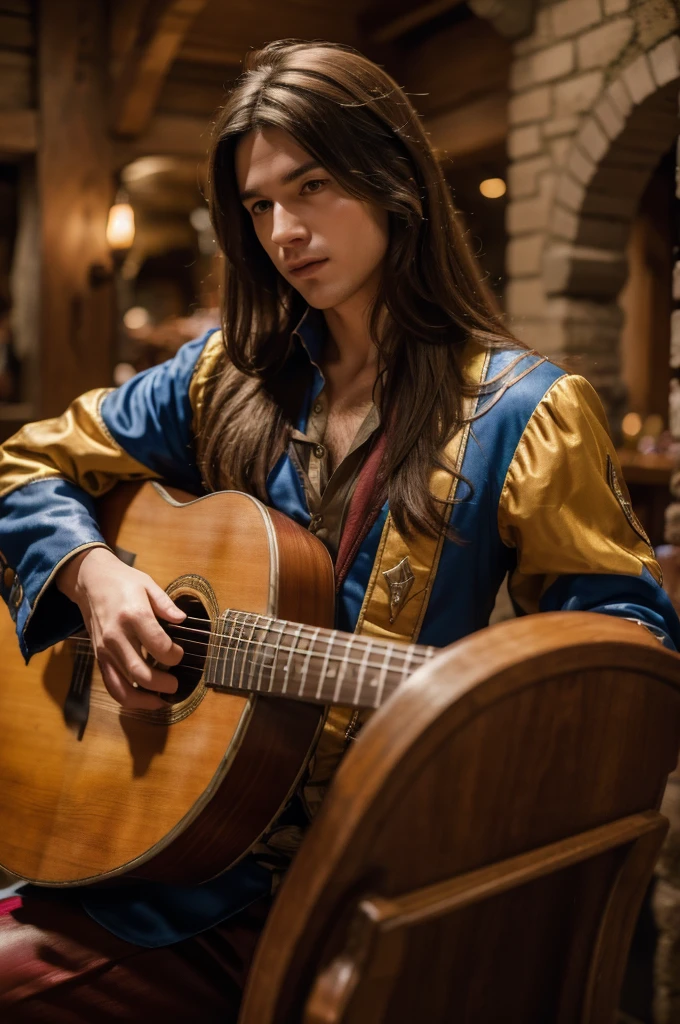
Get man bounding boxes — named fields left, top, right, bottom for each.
left=1, top=40, right=678, bottom=1021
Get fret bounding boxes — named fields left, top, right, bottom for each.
left=228, top=613, right=248, bottom=689
left=353, top=639, right=373, bottom=707
left=219, top=613, right=238, bottom=690
left=237, top=613, right=259, bottom=691
left=400, top=644, right=417, bottom=685
left=282, top=622, right=304, bottom=694
left=315, top=630, right=337, bottom=702
left=299, top=626, right=321, bottom=697
left=332, top=635, right=353, bottom=704
left=268, top=619, right=288, bottom=692
left=255, top=615, right=273, bottom=692
left=244, top=613, right=265, bottom=693
left=374, top=643, right=395, bottom=708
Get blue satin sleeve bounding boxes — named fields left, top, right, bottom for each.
left=0, top=331, right=217, bottom=658
left=539, top=568, right=680, bottom=651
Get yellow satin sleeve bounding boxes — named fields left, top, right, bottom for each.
left=498, top=373, right=662, bottom=614
left=188, top=329, right=225, bottom=436
left=0, top=388, right=155, bottom=500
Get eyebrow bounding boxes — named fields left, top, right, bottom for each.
left=239, top=160, right=323, bottom=202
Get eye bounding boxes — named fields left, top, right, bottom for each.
left=250, top=199, right=272, bottom=216
left=301, top=178, right=328, bottom=195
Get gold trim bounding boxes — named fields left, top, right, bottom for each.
left=356, top=342, right=490, bottom=645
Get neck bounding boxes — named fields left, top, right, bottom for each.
left=322, top=279, right=382, bottom=379
left=199, top=610, right=436, bottom=710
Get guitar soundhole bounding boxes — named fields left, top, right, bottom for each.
left=161, top=594, right=211, bottom=706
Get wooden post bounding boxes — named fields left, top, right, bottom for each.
left=37, top=0, right=115, bottom=417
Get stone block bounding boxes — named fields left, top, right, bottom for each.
left=606, top=76, right=633, bottom=118
left=509, top=85, right=552, bottom=125
left=510, top=55, right=534, bottom=93
left=532, top=41, right=575, bottom=83
left=567, top=144, right=597, bottom=184
left=555, top=173, right=585, bottom=211
left=507, top=234, right=545, bottom=276
left=650, top=34, right=680, bottom=88
left=553, top=70, right=604, bottom=117
left=505, top=277, right=546, bottom=318
left=550, top=137, right=572, bottom=163
left=635, top=0, right=680, bottom=53
left=543, top=114, right=581, bottom=137
left=604, top=0, right=629, bottom=10
left=551, top=0, right=602, bottom=39
left=508, top=124, right=543, bottom=159
left=577, top=17, right=634, bottom=70
left=514, top=8, right=555, bottom=56
left=577, top=117, right=609, bottom=162
left=506, top=175, right=555, bottom=235
left=551, top=203, right=579, bottom=240
left=509, top=318, right=567, bottom=356
left=593, top=94, right=626, bottom=140
left=621, top=53, right=656, bottom=104
left=507, top=155, right=552, bottom=198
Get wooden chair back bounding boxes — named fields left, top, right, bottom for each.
left=238, top=612, right=680, bottom=1024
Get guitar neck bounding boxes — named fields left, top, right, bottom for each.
left=204, top=610, right=436, bottom=710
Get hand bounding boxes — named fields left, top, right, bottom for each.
left=56, top=546, right=186, bottom=710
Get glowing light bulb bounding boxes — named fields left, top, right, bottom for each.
left=479, top=178, right=507, bottom=199
left=106, top=202, right=135, bottom=250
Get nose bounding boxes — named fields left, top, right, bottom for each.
left=270, top=202, right=309, bottom=248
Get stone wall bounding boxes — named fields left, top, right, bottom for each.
left=505, top=0, right=680, bottom=411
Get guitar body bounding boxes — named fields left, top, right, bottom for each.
left=0, top=482, right=334, bottom=887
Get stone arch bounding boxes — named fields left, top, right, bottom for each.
left=543, top=37, right=680, bottom=308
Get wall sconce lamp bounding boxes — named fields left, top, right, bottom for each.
left=89, top=192, right=136, bottom=288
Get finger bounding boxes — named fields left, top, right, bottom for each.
left=101, top=658, right=166, bottom=711
left=110, top=634, right=178, bottom=695
left=147, top=583, right=186, bottom=623
left=136, top=614, right=184, bottom=667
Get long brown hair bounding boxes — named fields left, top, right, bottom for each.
left=201, top=39, right=521, bottom=539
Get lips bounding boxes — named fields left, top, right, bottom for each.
left=287, top=258, right=328, bottom=275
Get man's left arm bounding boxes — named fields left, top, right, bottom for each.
left=497, top=373, right=680, bottom=651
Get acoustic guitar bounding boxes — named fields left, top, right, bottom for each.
left=0, top=482, right=435, bottom=888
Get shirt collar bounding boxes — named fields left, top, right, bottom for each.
left=291, top=305, right=328, bottom=372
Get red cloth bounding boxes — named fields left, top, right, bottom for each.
left=335, top=431, right=388, bottom=589
left=0, top=892, right=270, bottom=1022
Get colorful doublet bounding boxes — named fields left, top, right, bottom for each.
left=0, top=308, right=678, bottom=946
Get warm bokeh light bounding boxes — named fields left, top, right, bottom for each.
left=113, top=362, right=137, bottom=386
left=123, top=306, right=150, bottom=330
left=479, top=177, right=507, bottom=199
left=106, top=202, right=135, bottom=250
left=621, top=412, right=642, bottom=439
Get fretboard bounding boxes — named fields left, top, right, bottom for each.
left=204, top=610, right=436, bottom=710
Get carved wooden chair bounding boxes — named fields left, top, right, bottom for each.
left=238, top=611, right=680, bottom=1024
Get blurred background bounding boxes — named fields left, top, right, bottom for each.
left=1, top=1, right=679, bottom=553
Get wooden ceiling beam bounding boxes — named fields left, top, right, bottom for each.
left=362, top=0, right=465, bottom=44
left=111, top=0, right=210, bottom=139
left=112, top=113, right=211, bottom=169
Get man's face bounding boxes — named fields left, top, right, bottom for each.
left=235, top=127, right=389, bottom=311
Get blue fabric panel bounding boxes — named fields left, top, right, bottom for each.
left=267, top=448, right=311, bottom=527
left=540, top=568, right=680, bottom=651
left=419, top=350, right=565, bottom=647
left=100, top=332, right=214, bottom=495
left=0, top=477, right=105, bottom=658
